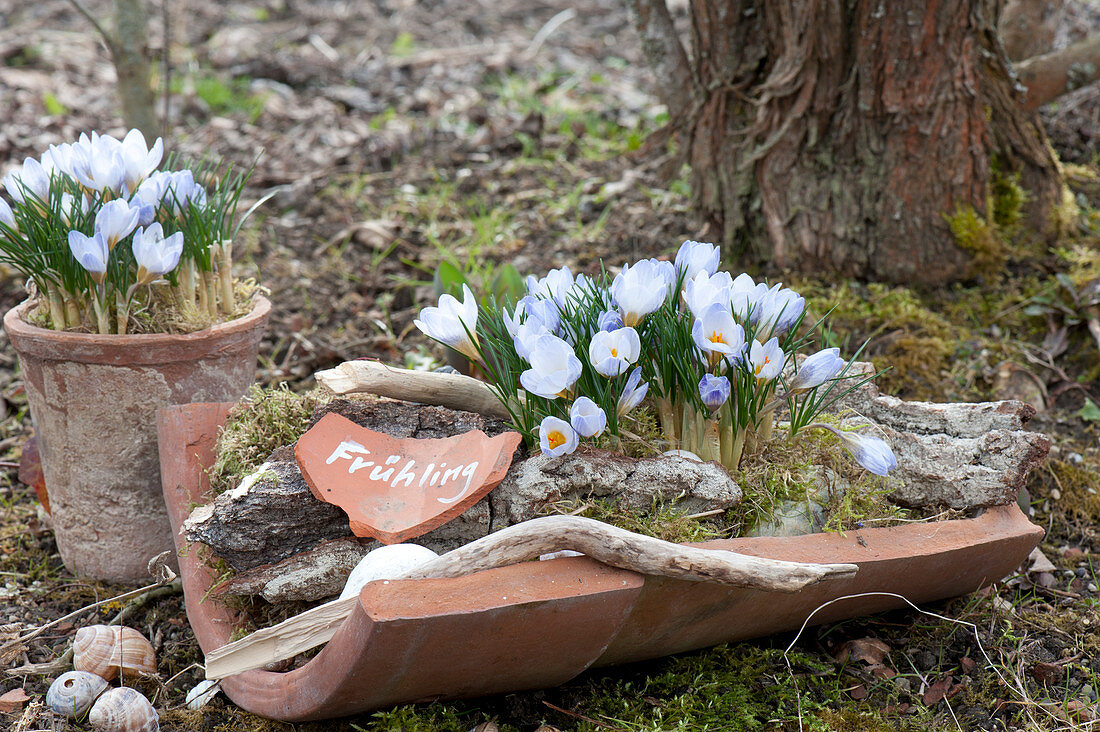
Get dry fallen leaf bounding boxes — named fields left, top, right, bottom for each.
left=833, top=637, right=891, bottom=666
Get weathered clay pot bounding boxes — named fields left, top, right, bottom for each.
left=158, top=402, right=1044, bottom=722
left=5, top=297, right=270, bottom=583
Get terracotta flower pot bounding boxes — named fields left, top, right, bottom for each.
left=5, top=296, right=270, bottom=583
left=157, top=402, right=1044, bottom=722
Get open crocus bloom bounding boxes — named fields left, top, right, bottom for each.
left=94, top=199, right=141, bottom=250
left=588, top=326, right=640, bottom=377
left=132, top=223, right=184, bottom=285
left=691, top=302, right=745, bottom=369
left=539, top=416, right=579, bottom=456
left=413, top=284, right=481, bottom=362
left=674, top=240, right=720, bottom=282
left=526, top=266, right=575, bottom=308
left=611, top=259, right=671, bottom=327
left=118, top=129, right=164, bottom=191
left=746, top=337, right=785, bottom=382
left=519, top=332, right=582, bottom=398
left=683, top=270, right=733, bottom=319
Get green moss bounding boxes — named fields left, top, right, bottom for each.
left=543, top=496, right=726, bottom=544
left=207, top=383, right=330, bottom=496
left=946, top=203, right=1006, bottom=277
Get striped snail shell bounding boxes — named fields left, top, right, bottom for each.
left=88, top=687, right=159, bottom=732
left=73, top=625, right=157, bottom=681
left=46, top=670, right=108, bottom=718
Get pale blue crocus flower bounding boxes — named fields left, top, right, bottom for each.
left=597, top=309, right=623, bottom=332
left=118, top=129, right=164, bottom=191
left=754, top=283, right=805, bottom=335
left=413, top=283, right=480, bottom=361
left=588, top=326, right=640, bottom=377
left=674, top=240, right=720, bottom=282
left=512, top=320, right=552, bottom=362
left=539, top=416, right=579, bottom=457
left=165, top=170, right=207, bottom=213
left=72, top=143, right=126, bottom=194
left=816, top=424, right=898, bottom=476
left=504, top=295, right=561, bottom=338
left=698, top=373, right=730, bottom=413
left=746, top=337, right=785, bottom=382
left=519, top=332, right=582, bottom=398
left=617, top=366, right=649, bottom=417
left=525, top=266, right=575, bottom=308
left=730, top=272, right=766, bottom=322
left=59, top=193, right=90, bottom=227
left=43, top=143, right=76, bottom=178
left=691, top=302, right=746, bottom=369
left=570, top=397, right=607, bottom=438
left=0, top=197, right=15, bottom=230
left=2, top=158, right=51, bottom=206
left=683, top=270, right=732, bottom=318
left=788, top=348, right=844, bottom=394
left=611, top=260, right=671, bottom=327
left=132, top=223, right=183, bottom=285
left=94, top=199, right=141, bottom=250
left=67, top=230, right=109, bottom=284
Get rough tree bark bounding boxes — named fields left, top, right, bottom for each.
left=627, top=0, right=1064, bottom=285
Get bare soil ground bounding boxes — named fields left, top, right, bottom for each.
left=0, top=1, right=1099, bottom=730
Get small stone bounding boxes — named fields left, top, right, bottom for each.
left=894, top=677, right=912, bottom=694
left=849, top=684, right=868, bottom=700
left=1063, top=547, right=1084, bottom=559
left=1030, top=662, right=1064, bottom=684
left=1035, top=572, right=1056, bottom=588
left=1089, top=583, right=1098, bottom=593
left=959, top=656, right=976, bottom=673
left=0, top=688, right=29, bottom=713
left=1082, top=685, right=1097, bottom=702
left=1076, top=567, right=1088, bottom=578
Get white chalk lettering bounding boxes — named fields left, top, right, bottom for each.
left=326, top=439, right=370, bottom=464
left=390, top=459, right=417, bottom=489
left=348, top=457, right=374, bottom=474
left=438, top=461, right=480, bottom=504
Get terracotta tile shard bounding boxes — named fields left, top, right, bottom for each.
left=296, top=412, right=522, bottom=543
left=922, top=675, right=953, bottom=706
left=0, top=688, right=29, bottom=713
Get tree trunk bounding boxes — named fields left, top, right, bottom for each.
left=113, top=0, right=159, bottom=139
left=631, top=0, right=1064, bottom=284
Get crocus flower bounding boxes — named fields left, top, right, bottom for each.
left=683, top=270, right=732, bottom=318
left=729, top=272, right=766, bottom=321
left=788, top=348, right=844, bottom=394
left=413, top=284, right=480, bottom=361
left=674, top=240, right=720, bottom=282
left=72, top=143, right=126, bottom=194
left=519, top=333, right=582, bottom=398
left=597, top=309, right=623, bottom=332
left=588, top=326, right=640, bottom=377
left=525, top=266, right=575, bottom=308
left=2, top=158, right=51, bottom=206
left=0, top=198, right=15, bottom=230
left=512, top=320, right=552, bottom=361
left=67, top=230, right=109, bottom=284
left=617, top=366, right=649, bottom=417
left=132, top=223, right=183, bottom=284
left=698, top=374, right=730, bottom=413
left=59, top=192, right=90, bottom=227
left=539, top=416, right=579, bottom=457
left=754, top=283, right=805, bottom=335
left=570, top=397, right=607, bottom=438
left=504, top=295, right=561, bottom=338
left=746, top=337, right=784, bottom=382
left=94, top=199, right=140, bottom=249
left=118, top=129, right=164, bottom=191
left=43, top=143, right=76, bottom=178
left=611, top=259, right=671, bottom=326
left=817, top=425, right=898, bottom=476
left=691, top=302, right=745, bottom=369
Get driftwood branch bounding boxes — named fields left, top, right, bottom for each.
left=623, top=0, right=695, bottom=112
left=1017, top=34, right=1100, bottom=111
left=315, top=360, right=510, bottom=419
left=203, top=515, right=857, bottom=680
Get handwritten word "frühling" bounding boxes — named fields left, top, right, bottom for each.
left=325, top=439, right=480, bottom=504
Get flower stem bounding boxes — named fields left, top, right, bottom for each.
left=204, top=270, right=219, bottom=318
left=218, top=240, right=234, bottom=315
left=115, top=291, right=130, bottom=335
left=63, top=294, right=81, bottom=329
left=92, top=295, right=112, bottom=335
left=46, top=285, right=66, bottom=330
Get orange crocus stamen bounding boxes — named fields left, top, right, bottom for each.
left=548, top=431, right=566, bottom=449
left=710, top=331, right=725, bottom=345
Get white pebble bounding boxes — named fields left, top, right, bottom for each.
left=340, top=544, right=439, bottom=600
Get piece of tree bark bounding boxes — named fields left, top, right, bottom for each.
left=1016, top=35, right=1100, bottom=111
left=202, top=514, right=859, bottom=680
left=627, top=0, right=1062, bottom=284
left=315, top=360, right=510, bottom=419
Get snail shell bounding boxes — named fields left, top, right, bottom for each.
left=88, top=687, right=159, bottom=732
left=46, top=670, right=108, bottom=718
left=73, top=625, right=157, bottom=681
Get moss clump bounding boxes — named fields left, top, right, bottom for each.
left=207, top=383, right=330, bottom=496
left=947, top=204, right=1007, bottom=277
left=542, top=496, right=726, bottom=544
left=1045, top=458, right=1100, bottom=525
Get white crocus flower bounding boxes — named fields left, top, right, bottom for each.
left=59, top=192, right=90, bottom=227
left=43, top=143, right=77, bottom=177
left=2, top=158, right=51, bottom=206
left=512, top=320, right=552, bottom=362
left=816, top=424, right=898, bottom=476
left=0, top=198, right=15, bottom=231
left=539, top=416, right=579, bottom=457
left=118, top=129, right=164, bottom=191
left=504, top=295, right=561, bottom=338
left=132, top=223, right=184, bottom=285
left=729, top=272, right=766, bottom=322
left=616, top=367, right=649, bottom=417
left=746, top=337, right=785, bottom=382
left=611, top=260, right=671, bottom=327
left=683, top=270, right=733, bottom=318
left=754, top=283, right=805, bottom=336
left=94, top=199, right=141, bottom=250
left=691, top=302, right=746, bottom=369
left=72, top=143, right=126, bottom=194
left=413, top=284, right=480, bottom=361
left=674, top=240, right=720, bottom=282
left=525, top=266, right=575, bottom=308
left=67, top=230, right=109, bottom=284
left=569, top=397, right=607, bottom=438
left=519, top=333, right=582, bottom=399
left=588, top=326, right=640, bottom=377
left=788, top=348, right=844, bottom=394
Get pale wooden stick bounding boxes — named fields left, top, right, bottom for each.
left=204, top=515, right=857, bottom=680
left=314, top=360, right=510, bottom=419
